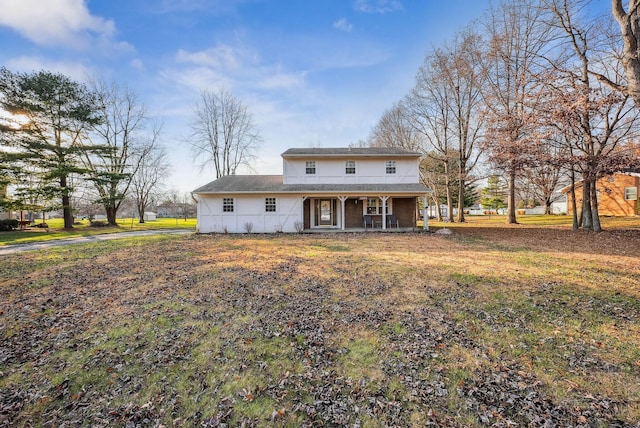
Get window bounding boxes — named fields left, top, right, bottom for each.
left=366, top=198, right=391, bottom=215
left=366, top=198, right=378, bottom=214
left=223, top=198, right=234, bottom=212
left=345, top=160, right=356, bottom=174
left=624, top=187, right=638, bottom=201
left=265, top=197, right=276, bottom=212
left=386, top=160, right=396, bottom=174
left=306, top=161, right=316, bottom=174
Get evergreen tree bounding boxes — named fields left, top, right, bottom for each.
left=0, top=68, right=101, bottom=228
left=480, top=175, right=507, bottom=214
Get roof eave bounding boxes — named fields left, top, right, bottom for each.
left=194, top=190, right=432, bottom=196
left=281, top=153, right=421, bottom=159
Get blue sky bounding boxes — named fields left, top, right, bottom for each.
left=0, top=0, right=496, bottom=193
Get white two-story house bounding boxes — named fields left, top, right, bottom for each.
left=192, top=147, right=431, bottom=233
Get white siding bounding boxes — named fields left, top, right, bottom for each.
left=283, top=158, right=420, bottom=184
left=197, top=194, right=303, bottom=233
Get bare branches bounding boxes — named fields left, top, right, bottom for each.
left=131, top=125, right=169, bottom=223
left=189, top=88, right=262, bottom=179
left=84, top=77, right=151, bottom=225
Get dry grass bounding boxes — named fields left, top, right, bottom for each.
left=1, top=229, right=639, bottom=427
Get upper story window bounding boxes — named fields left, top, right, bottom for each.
left=386, top=160, right=396, bottom=174
left=624, top=187, right=638, bottom=200
left=306, top=161, right=316, bottom=174
left=345, top=160, right=356, bottom=174
left=223, top=198, right=234, bottom=212
left=265, top=197, right=277, bottom=212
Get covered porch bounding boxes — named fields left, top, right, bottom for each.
left=300, top=194, right=429, bottom=232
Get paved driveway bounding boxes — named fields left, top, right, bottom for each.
left=0, top=229, right=193, bottom=256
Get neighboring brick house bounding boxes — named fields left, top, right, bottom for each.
left=193, top=147, right=431, bottom=233
left=563, top=169, right=640, bottom=216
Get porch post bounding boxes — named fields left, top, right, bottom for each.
left=380, top=196, right=389, bottom=230
left=422, top=195, right=429, bottom=231
left=338, top=196, right=348, bottom=230
left=302, top=197, right=308, bottom=230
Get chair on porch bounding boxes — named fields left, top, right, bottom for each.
left=363, top=214, right=374, bottom=229
left=387, top=214, right=399, bottom=228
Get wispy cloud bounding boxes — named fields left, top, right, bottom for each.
left=175, top=44, right=241, bottom=69
left=172, top=42, right=306, bottom=94
left=354, top=0, right=403, bottom=14
left=4, top=56, right=92, bottom=81
left=333, top=18, right=353, bottom=32
left=151, top=0, right=255, bottom=15
left=0, top=0, right=120, bottom=50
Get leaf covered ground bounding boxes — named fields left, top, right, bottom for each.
left=1, top=229, right=639, bottom=427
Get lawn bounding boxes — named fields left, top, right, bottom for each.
left=425, top=214, right=640, bottom=229
left=0, top=217, right=196, bottom=246
left=1, top=228, right=639, bottom=427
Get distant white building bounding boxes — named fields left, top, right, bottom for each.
left=193, top=147, right=431, bottom=233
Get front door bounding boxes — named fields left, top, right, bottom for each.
left=319, top=199, right=333, bottom=226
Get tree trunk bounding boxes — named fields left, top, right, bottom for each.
left=444, top=161, right=454, bottom=222
left=432, top=195, right=443, bottom=221
left=456, top=176, right=466, bottom=223
left=591, top=181, right=602, bottom=232
left=61, top=175, right=74, bottom=229
left=612, top=0, right=640, bottom=108
left=106, top=206, right=117, bottom=226
left=506, top=169, right=518, bottom=224
left=581, top=178, right=593, bottom=230
left=570, top=169, right=578, bottom=231
left=137, top=202, right=146, bottom=224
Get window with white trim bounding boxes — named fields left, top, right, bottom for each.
left=265, top=197, right=276, bottom=212
left=306, top=161, right=316, bottom=174
left=345, top=160, right=356, bottom=174
left=624, top=187, right=638, bottom=200
left=386, top=160, right=396, bottom=174
left=366, top=198, right=391, bottom=215
left=223, top=198, right=234, bottom=212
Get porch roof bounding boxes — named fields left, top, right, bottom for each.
left=193, top=175, right=430, bottom=195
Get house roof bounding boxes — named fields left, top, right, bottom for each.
left=193, top=175, right=431, bottom=195
left=559, top=169, right=640, bottom=193
left=281, top=147, right=421, bottom=158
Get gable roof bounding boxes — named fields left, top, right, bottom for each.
left=281, top=147, right=421, bottom=158
left=193, top=175, right=430, bottom=195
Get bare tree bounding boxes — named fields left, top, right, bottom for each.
left=543, top=0, right=640, bottom=231
left=189, top=88, right=262, bottom=178
left=84, top=78, right=149, bottom=226
left=481, top=0, right=551, bottom=224
left=368, top=102, right=424, bottom=151
left=432, top=30, right=486, bottom=222
left=518, top=137, right=568, bottom=215
left=131, top=129, right=169, bottom=223
left=407, top=29, right=486, bottom=222
left=407, top=56, right=456, bottom=222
